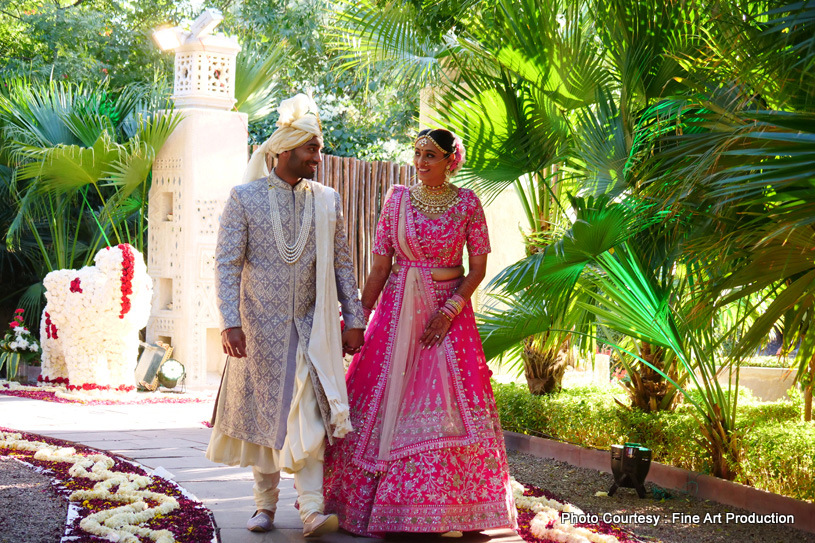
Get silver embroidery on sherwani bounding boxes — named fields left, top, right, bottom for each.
left=215, top=173, right=364, bottom=450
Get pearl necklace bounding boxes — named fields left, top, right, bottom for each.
left=267, top=175, right=313, bottom=264
left=409, top=181, right=459, bottom=215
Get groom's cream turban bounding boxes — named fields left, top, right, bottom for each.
left=242, top=94, right=324, bottom=182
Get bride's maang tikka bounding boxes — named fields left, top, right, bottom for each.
left=415, top=133, right=451, bottom=155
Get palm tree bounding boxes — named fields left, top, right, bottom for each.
left=628, top=0, right=815, bottom=418
left=0, top=79, right=180, bottom=329
left=329, top=0, right=716, bottom=392
left=234, top=40, right=289, bottom=122
left=481, top=195, right=756, bottom=479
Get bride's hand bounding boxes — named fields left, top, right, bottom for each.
left=420, top=312, right=452, bottom=349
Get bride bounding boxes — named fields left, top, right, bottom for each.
left=323, top=128, right=517, bottom=536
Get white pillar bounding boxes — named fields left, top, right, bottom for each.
left=147, top=33, right=246, bottom=388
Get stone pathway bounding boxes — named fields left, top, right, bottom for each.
left=0, top=394, right=521, bottom=542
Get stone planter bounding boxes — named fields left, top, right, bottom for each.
left=716, top=366, right=796, bottom=402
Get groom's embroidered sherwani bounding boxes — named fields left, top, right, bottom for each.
left=211, top=173, right=364, bottom=455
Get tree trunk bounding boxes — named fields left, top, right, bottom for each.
left=805, top=355, right=815, bottom=422
left=624, top=342, right=678, bottom=412
left=700, top=405, right=741, bottom=481
left=521, top=337, right=567, bottom=395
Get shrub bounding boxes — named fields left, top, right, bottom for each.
left=740, top=421, right=815, bottom=501
left=492, top=381, right=626, bottom=449
left=615, top=406, right=707, bottom=473
left=493, top=380, right=814, bottom=501
left=743, top=355, right=796, bottom=369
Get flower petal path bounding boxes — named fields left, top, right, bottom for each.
left=0, top=428, right=216, bottom=543
left=0, top=385, right=646, bottom=543
left=0, top=381, right=213, bottom=405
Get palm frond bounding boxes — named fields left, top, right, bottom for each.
left=488, top=196, right=651, bottom=295
left=478, top=293, right=555, bottom=360
left=105, top=111, right=182, bottom=197
left=16, top=132, right=122, bottom=194
left=235, top=41, right=288, bottom=122
left=567, top=88, right=629, bottom=196
left=0, top=80, right=81, bottom=149
left=328, top=0, right=453, bottom=89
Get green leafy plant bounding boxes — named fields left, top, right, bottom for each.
left=0, top=308, right=41, bottom=380
left=494, top=381, right=815, bottom=500
left=0, top=79, right=180, bottom=329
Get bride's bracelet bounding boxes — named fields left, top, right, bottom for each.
left=439, top=306, right=455, bottom=321
left=443, top=294, right=466, bottom=317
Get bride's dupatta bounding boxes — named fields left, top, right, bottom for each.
left=352, top=187, right=478, bottom=473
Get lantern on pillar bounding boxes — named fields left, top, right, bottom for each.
left=152, top=8, right=239, bottom=110
left=147, top=9, right=247, bottom=388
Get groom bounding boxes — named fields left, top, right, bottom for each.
left=207, top=94, right=365, bottom=537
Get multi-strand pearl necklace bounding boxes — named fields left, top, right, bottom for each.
left=267, top=175, right=313, bottom=264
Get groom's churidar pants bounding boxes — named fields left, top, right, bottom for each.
left=252, top=454, right=323, bottom=521
left=207, top=327, right=326, bottom=522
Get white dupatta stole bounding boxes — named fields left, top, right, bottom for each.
left=308, top=181, right=353, bottom=440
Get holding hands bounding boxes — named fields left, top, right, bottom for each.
left=342, top=328, right=364, bottom=356
left=420, top=293, right=466, bottom=349
left=420, top=311, right=452, bottom=349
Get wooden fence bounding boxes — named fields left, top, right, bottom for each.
left=252, top=147, right=416, bottom=287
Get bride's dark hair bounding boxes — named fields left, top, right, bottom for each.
left=416, top=128, right=466, bottom=175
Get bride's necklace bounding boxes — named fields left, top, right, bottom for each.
left=409, top=181, right=459, bottom=215
left=267, top=175, right=313, bottom=264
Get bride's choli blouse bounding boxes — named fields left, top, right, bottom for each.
left=372, top=186, right=491, bottom=267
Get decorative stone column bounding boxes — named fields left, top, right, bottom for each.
left=147, top=33, right=246, bottom=388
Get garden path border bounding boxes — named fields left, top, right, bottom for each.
left=503, top=430, right=815, bottom=534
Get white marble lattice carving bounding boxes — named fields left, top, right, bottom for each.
left=153, top=157, right=183, bottom=171
left=205, top=54, right=232, bottom=96
left=198, top=246, right=216, bottom=281
left=175, top=54, right=194, bottom=95
left=196, top=199, right=221, bottom=236
left=149, top=317, right=177, bottom=334
left=194, top=283, right=218, bottom=325
left=172, top=34, right=240, bottom=110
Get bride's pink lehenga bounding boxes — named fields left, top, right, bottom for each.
left=324, top=185, right=517, bottom=536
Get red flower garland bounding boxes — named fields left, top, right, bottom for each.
left=514, top=482, right=641, bottom=543
left=38, top=375, right=69, bottom=385
left=34, top=376, right=135, bottom=393
left=44, top=311, right=58, bottom=339
left=118, top=244, right=135, bottom=319
left=1, top=383, right=210, bottom=405
left=64, top=383, right=136, bottom=393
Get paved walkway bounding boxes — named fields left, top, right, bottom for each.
left=0, top=393, right=521, bottom=543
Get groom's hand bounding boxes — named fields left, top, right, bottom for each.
left=222, top=327, right=247, bottom=358
left=342, top=328, right=364, bottom=356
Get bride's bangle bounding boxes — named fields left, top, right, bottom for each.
left=444, top=293, right=466, bottom=316
left=438, top=306, right=455, bottom=321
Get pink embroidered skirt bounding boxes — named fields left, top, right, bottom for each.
left=324, top=275, right=517, bottom=536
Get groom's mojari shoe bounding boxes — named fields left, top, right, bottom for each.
left=302, top=512, right=339, bottom=537
left=246, top=510, right=275, bottom=532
